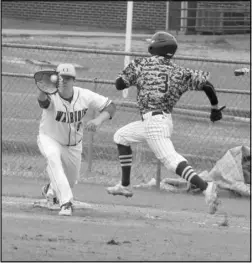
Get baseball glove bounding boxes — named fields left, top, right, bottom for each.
left=34, top=70, right=58, bottom=94
left=210, top=106, right=226, bottom=122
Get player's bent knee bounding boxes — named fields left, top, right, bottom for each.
left=160, top=155, right=187, bottom=173
left=114, top=130, right=128, bottom=145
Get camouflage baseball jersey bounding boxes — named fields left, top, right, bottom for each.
left=119, top=56, right=210, bottom=115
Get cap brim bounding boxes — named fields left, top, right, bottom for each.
left=59, top=74, right=75, bottom=77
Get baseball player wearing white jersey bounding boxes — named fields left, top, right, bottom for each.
left=107, top=31, right=225, bottom=214
left=37, top=63, right=116, bottom=216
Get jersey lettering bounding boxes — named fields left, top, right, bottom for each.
left=70, top=112, right=74, bottom=123
left=77, top=122, right=82, bottom=131
left=39, top=87, right=110, bottom=146
left=55, top=109, right=87, bottom=123
left=55, top=111, right=64, bottom=121
left=78, top=110, right=82, bottom=122
left=74, top=111, right=78, bottom=122
left=62, top=113, right=67, bottom=123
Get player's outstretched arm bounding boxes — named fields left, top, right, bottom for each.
left=201, top=81, right=218, bottom=107
left=183, top=68, right=225, bottom=122
left=183, top=68, right=210, bottom=91
left=37, top=90, right=51, bottom=109
left=200, top=81, right=226, bottom=122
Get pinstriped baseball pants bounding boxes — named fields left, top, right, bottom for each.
left=114, top=112, right=186, bottom=172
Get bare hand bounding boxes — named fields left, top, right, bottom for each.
left=85, top=118, right=101, bottom=132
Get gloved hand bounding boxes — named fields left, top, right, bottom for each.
left=210, top=106, right=226, bottom=122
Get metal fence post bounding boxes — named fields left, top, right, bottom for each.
left=87, top=80, right=98, bottom=172
left=180, top=1, right=188, bottom=33
left=165, top=1, right=170, bottom=31
left=156, top=160, right=161, bottom=189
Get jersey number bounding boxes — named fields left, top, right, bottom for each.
left=77, top=122, right=82, bottom=131
left=158, top=73, right=169, bottom=93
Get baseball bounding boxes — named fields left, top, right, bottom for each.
left=50, top=74, right=58, bottom=83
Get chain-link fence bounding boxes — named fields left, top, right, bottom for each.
left=2, top=43, right=250, bottom=187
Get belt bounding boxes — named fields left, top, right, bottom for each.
left=141, top=111, right=165, bottom=121
left=66, top=139, right=82, bottom=147
left=152, top=111, right=164, bottom=116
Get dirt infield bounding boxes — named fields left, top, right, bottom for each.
left=2, top=176, right=251, bottom=261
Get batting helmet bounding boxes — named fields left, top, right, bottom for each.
left=148, top=31, right=178, bottom=58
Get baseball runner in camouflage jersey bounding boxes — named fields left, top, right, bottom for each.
left=107, top=31, right=225, bottom=214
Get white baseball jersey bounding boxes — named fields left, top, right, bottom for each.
left=39, top=86, right=111, bottom=146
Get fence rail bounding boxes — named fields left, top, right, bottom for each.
left=2, top=72, right=251, bottom=96
left=2, top=43, right=250, bottom=65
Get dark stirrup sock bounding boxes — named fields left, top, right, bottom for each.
left=117, top=144, right=133, bottom=187
left=176, top=161, right=208, bottom=191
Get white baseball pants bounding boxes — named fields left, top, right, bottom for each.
left=37, top=133, right=82, bottom=206
left=114, top=112, right=186, bottom=172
